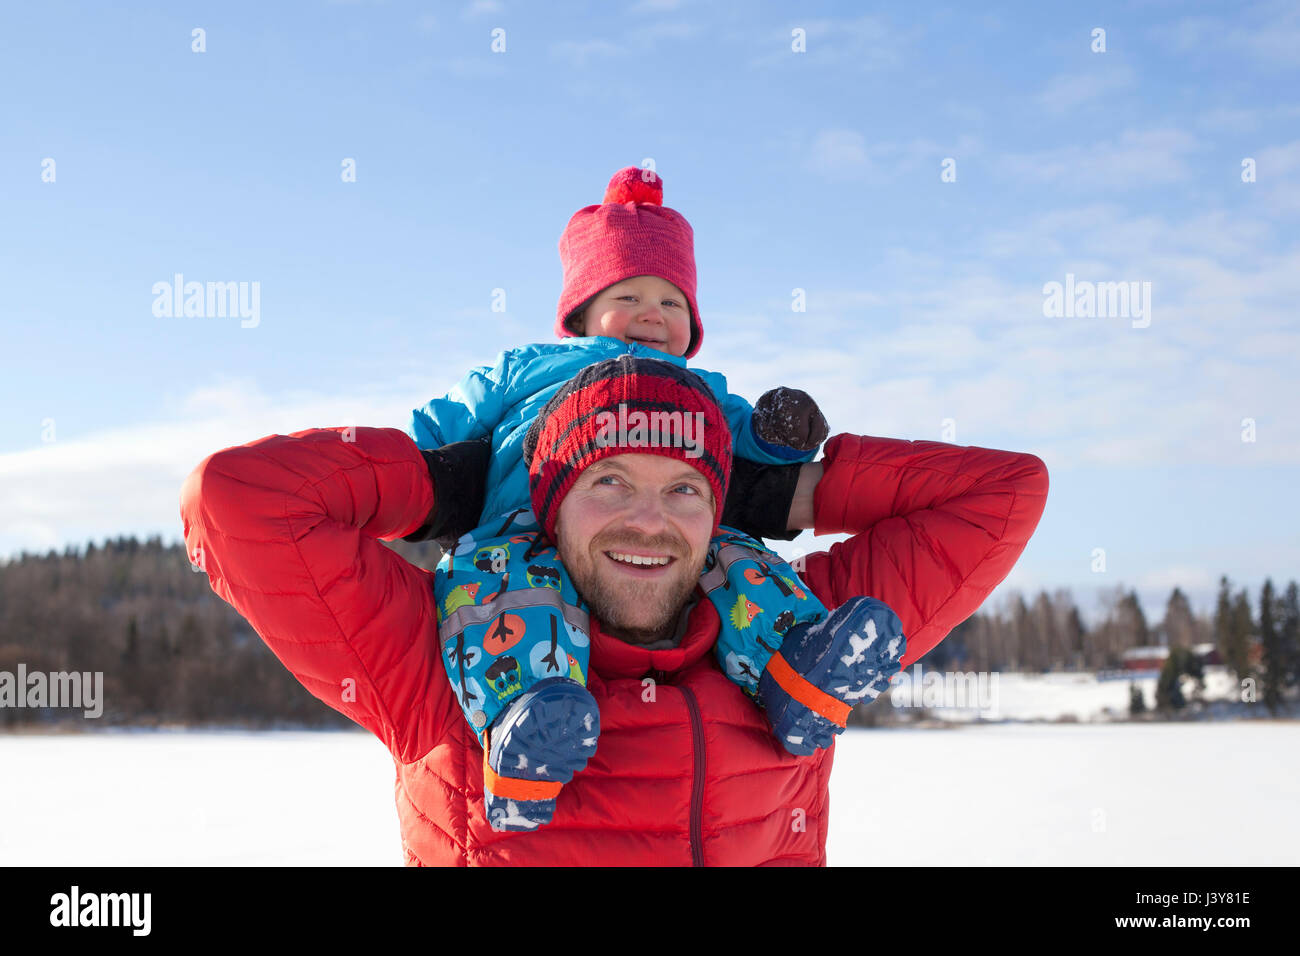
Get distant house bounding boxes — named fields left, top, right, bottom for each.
left=1191, top=643, right=1222, bottom=666
left=1121, top=646, right=1168, bottom=671
left=1122, top=643, right=1223, bottom=672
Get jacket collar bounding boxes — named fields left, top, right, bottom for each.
left=589, top=596, right=720, bottom=679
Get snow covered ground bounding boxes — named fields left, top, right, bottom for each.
left=887, top=665, right=1249, bottom=723
left=2, top=720, right=1296, bottom=866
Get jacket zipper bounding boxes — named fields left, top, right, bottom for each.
left=678, top=684, right=706, bottom=867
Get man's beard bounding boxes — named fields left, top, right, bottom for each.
left=559, top=529, right=704, bottom=645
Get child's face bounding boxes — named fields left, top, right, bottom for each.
left=576, top=275, right=692, bottom=357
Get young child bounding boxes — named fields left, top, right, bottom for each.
left=405, top=167, right=906, bottom=832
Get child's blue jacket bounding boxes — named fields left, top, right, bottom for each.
left=406, top=336, right=816, bottom=526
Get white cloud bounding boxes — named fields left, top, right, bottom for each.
left=699, top=199, right=1300, bottom=473
left=628, top=0, right=685, bottom=12
left=1161, top=3, right=1300, bottom=68
left=1193, top=105, right=1300, bottom=133
left=548, top=38, right=620, bottom=66
left=1256, top=139, right=1300, bottom=176
left=1035, top=66, right=1135, bottom=113
left=462, top=0, right=504, bottom=18
left=745, top=15, right=906, bottom=71
left=805, top=129, right=869, bottom=177
left=0, top=380, right=421, bottom=559
left=1002, top=128, right=1201, bottom=188
left=804, top=130, right=976, bottom=181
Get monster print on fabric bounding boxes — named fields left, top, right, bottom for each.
left=700, top=526, right=829, bottom=697
left=433, top=512, right=593, bottom=743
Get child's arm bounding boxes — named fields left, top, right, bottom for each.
left=399, top=438, right=491, bottom=544
left=407, top=349, right=515, bottom=449
left=750, top=387, right=830, bottom=458
left=693, top=368, right=827, bottom=466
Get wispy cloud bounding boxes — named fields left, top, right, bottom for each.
left=463, top=0, right=505, bottom=19
left=1035, top=66, right=1136, bottom=113
left=697, top=201, right=1300, bottom=475
left=628, top=0, right=685, bottom=11
left=804, top=129, right=977, bottom=181
left=1160, top=2, right=1300, bottom=68
left=1001, top=128, right=1200, bottom=188
left=0, top=381, right=421, bottom=559
left=548, top=38, right=620, bottom=66
left=746, top=15, right=906, bottom=71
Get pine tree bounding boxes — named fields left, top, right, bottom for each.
left=1280, top=581, right=1300, bottom=690
left=1259, top=579, right=1283, bottom=714
left=1213, top=575, right=1233, bottom=662
left=1065, top=604, right=1086, bottom=670
left=1128, top=682, right=1147, bottom=715
left=1155, top=646, right=1190, bottom=712
left=1163, top=587, right=1196, bottom=649
left=1225, top=589, right=1254, bottom=681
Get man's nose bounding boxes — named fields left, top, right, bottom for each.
left=620, top=489, right=670, bottom=536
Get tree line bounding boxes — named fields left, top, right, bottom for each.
left=0, top=535, right=1295, bottom=727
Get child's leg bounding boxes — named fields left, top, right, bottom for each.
left=702, top=528, right=906, bottom=754
left=435, top=530, right=598, bottom=831
left=756, top=596, right=906, bottom=755
left=483, top=673, right=599, bottom=832
left=705, top=529, right=824, bottom=698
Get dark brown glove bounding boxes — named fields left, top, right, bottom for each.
left=752, top=387, right=829, bottom=452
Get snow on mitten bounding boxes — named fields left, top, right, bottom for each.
left=752, top=387, right=829, bottom=452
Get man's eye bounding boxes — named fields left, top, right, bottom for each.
left=673, top=484, right=700, bottom=495
left=596, top=475, right=618, bottom=486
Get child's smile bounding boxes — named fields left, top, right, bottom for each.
left=577, top=275, right=692, bottom=357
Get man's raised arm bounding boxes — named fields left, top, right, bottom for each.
left=179, top=426, right=459, bottom=761
left=798, top=433, right=1049, bottom=669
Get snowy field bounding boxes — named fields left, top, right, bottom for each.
left=2, top=721, right=1296, bottom=866
left=888, top=665, right=1247, bottom=723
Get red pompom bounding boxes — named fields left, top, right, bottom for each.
left=603, top=166, right=663, bottom=205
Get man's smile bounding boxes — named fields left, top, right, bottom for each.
left=603, top=550, right=676, bottom=575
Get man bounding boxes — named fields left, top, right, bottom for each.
left=179, top=361, right=1049, bottom=866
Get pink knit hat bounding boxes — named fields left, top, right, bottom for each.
left=555, top=167, right=703, bottom=359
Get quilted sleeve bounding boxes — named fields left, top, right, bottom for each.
left=407, top=349, right=513, bottom=450
left=179, top=425, right=460, bottom=762
left=799, top=434, right=1049, bottom=669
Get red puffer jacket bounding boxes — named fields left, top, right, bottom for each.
left=179, top=427, right=1048, bottom=865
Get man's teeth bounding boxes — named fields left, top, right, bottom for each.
left=607, top=551, right=671, bottom=567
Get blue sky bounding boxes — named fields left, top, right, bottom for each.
left=1, top=0, right=1297, bottom=628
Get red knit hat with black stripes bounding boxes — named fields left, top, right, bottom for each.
left=523, top=356, right=732, bottom=540
left=555, top=167, right=704, bottom=358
